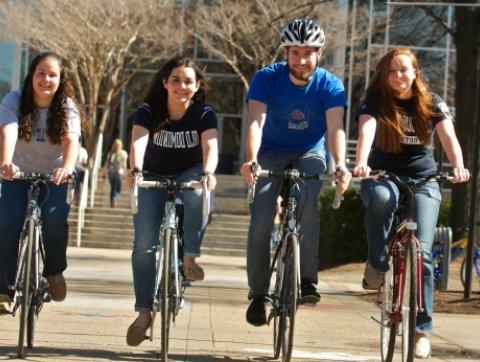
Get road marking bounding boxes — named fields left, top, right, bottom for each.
left=245, top=348, right=380, bottom=361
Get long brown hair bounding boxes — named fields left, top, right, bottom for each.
left=18, top=52, right=87, bottom=144
left=365, top=48, right=435, bottom=153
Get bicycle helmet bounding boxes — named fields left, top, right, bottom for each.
left=280, top=18, right=325, bottom=48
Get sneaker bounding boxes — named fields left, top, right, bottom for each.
left=362, top=262, right=384, bottom=290
left=300, top=282, right=321, bottom=305
left=246, top=296, right=269, bottom=326
left=0, top=294, right=12, bottom=314
left=415, top=334, right=432, bottom=359
left=47, top=274, right=67, bottom=301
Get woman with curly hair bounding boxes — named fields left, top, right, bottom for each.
left=354, top=48, right=469, bottom=358
left=0, top=52, right=85, bottom=313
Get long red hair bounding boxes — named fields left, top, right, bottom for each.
left=365, top=48, right=435, bottom=153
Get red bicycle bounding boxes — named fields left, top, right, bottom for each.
left=363, top=171, right=451, bottom=362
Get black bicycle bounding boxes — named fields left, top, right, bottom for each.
left=131, top=174, right=207, bottom=361
left=248, top=167, right=341, bottom=362
left=0, top=172, right=73, bottom=358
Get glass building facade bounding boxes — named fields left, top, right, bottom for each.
left=0, top=41, right=28, bottom=99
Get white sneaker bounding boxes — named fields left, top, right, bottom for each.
left=415, top=334, right=432, bottom=359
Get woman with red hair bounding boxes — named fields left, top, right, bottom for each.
left=354, top=48, right=469, bottom=358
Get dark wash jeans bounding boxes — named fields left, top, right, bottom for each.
left=247, top=150, right=326, bottom=299
left=0, top=180, right=70, bottom=298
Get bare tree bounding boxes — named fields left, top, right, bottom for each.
left=0, top=0, right=180, bottom=147
left=189, top=0, right=346, bottom=90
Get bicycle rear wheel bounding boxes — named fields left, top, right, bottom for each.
left=380, top=255, right=396, bottom=362
left=18, top=222, right=34, bottom=358
left=280, top=234, right=298, bottom=362
left=160, top=228, right=173, bottom=362
left=401, top=240, right=417, bottom=362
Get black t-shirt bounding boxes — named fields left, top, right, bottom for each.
left=355, top=91, right=453, bottom=176
left=133, top=101, right=217, bottom=175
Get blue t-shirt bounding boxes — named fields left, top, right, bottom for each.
left=246, top=62, right=347, bottom=154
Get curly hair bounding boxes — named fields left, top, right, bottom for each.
left=18, top=52, right=86, bottom=144
left=365, top=48, right=435, bottom=154
left=142, top=56, right=207, bottom=132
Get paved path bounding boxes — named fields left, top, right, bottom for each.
left=0, top=247, right=479, bottom=361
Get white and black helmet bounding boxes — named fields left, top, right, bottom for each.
left=280, top=18, right=325, bottom=48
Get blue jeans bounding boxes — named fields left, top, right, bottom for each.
left=108, top=171, right=122, bottom=203
left=247, top=150, right=326, bottom=298
left=360, top=178, right=441, bottom=333
left=131, top=164, right=207, bottom=311
left=0, top=180, right=70, bottom=298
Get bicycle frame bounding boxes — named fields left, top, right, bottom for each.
left=387, top=220, right=424, bottom=323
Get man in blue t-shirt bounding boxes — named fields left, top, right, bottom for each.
left=240, top=18, right=351, bottom=326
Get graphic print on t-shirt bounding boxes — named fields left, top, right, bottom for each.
left=152, top=130, right=199, bottom=148
left=34, top=126, right=48, bottom=143
left=284, top=102, right=315, bottom=131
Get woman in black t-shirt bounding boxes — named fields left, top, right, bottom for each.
left=125, top=57, right=218, bottom=346
left=354, top=48, right=469, bottom=358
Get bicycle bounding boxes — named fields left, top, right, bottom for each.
left=0, top=172, right=74, bottom=358
left=361, top=171, right=452, bottom=362
left=131, top=174, right=207, bottom=362
left=248, top=166, right=341, bottom=362
left=433, top=228, right=480, bottom=289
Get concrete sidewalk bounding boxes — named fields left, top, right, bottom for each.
left=0, top=247, right=478, bottom=361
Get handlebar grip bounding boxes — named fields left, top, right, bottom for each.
left=331, top=189, right=343, bottom=209
left=247, top=184, right=255, bottom=204
left=131, top=184, right=138, bottom=214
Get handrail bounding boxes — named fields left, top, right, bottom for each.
left=89, top=133, right=103, bottom=207
left=76, top=168, right=89, bottom=247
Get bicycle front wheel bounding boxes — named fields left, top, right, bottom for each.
left=18, top=222, right=35, bottom=358
left=160, top=228, right=173, bottom=362
left=401, top=239, right=418, bottom=362
left=271, top=244, right=283, bottom=359
left=380, top=255, right=396, bottom=362
left=281, top=234, right=298, bottom=362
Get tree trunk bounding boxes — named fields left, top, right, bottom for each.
left=451, top=5, right=480, bottom=240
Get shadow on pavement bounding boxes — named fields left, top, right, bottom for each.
left=0, top=345, right=157, bottom=361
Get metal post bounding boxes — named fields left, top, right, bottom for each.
left=365, top=0, right=374, bottom=89
left=464, top=60, right=480, bottom=299
left=345, top=0, right=357, bottom=141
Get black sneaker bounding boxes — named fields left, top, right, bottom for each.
left=300, top=282, right=320, bottom=305
left=246, top=297, right=269, bottom=326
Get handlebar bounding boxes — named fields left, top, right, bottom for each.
left=131, top=177, right=207, bottom=215
left=246, top=166, right=343, bottom=209
left=0, top=172, right=74, bottom=204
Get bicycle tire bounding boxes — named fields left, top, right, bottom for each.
left=27, top=296, right=36, bottom=349
left=460, top=257, right=467, bottom=288
left=401, top=239, right=417, bottom=362
left=27, top=245, right=38, bottom=349
left=380, top=255, right=396, bottom=362
left=271, top=244, right=283, bottom=360
left=160, top=227, right=172, bottom=362
left=18, top=221, right=34, bottom=358
left=281, top=234, right=298, bottom=362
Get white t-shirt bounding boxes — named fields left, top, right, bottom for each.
left=75, top=147, right=89, bottom=170
left=0, top=89, right=81, bottom=173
